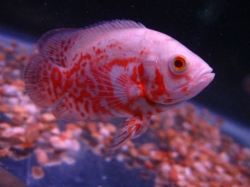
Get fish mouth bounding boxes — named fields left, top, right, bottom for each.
left=196, top=67, right=215, bottom=86
left=154, top=67, right=215, bottom=105
left=170, top=67, right=215, bottom=102
left=187, top=66, right=215, bottom=97
left=173, top=67, right=214, bottom=90
left=172, top=67, right=214, bottom=93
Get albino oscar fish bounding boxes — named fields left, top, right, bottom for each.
left=24, top=20, right=215, bottom=153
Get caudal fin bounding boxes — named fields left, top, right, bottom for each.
left=24, top=54, right=64, bottom=108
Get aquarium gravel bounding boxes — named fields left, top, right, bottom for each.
left=1, top=38, right=250, bottom=187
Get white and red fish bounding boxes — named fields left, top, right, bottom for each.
left=24, top=20, right=214, bottom=153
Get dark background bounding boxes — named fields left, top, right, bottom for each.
left=0, top=0, right=250, bottom=126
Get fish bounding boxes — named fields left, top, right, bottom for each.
left=23, top=20, right=215, bottom=153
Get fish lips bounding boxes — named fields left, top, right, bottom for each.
left=190, top=67, right=215, bottom=95
left=151, top=67, right=215, bottom=105
left=173, top=67, right=215, bottom=101
left=197, top=67, right=215, bottom=87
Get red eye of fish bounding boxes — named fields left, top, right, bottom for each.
left=170, top=55, right=188, bottom=74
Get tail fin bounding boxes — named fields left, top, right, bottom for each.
left=24, top=54, right=64, bottom=108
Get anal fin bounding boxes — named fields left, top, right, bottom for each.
left=108, top=116, right=151, bottom=154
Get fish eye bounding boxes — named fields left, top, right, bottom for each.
left=170, top=55, right=188, bottom=74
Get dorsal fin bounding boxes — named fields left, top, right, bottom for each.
left=37, top=20, right=146, bottom=67
left=37, top=29, right=83, bottom=67
left=85, top=20, right=146, bottom=32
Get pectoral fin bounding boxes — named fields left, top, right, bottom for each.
left=108, top=116, right=151, bottom=154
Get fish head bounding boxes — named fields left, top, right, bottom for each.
left=143, top=36, right=215, bottom=105
left=163, top=53, right=215, bottom=104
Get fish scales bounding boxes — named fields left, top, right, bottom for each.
left=24, top=20, right=214, bottom=153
